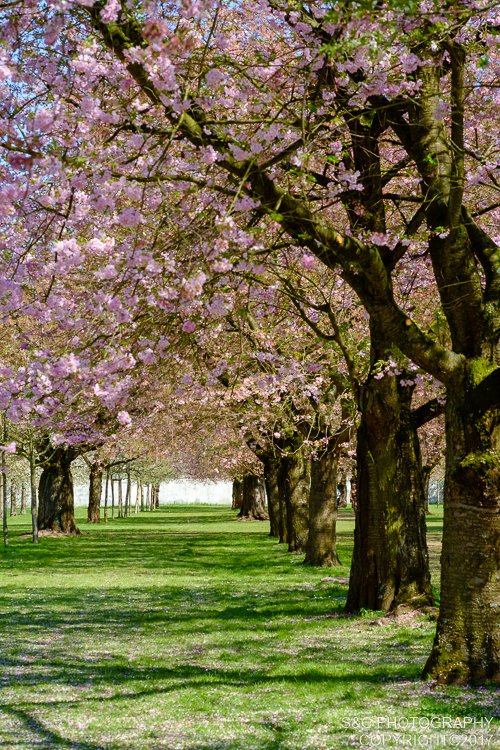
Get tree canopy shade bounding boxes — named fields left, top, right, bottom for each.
left=0, top=0, right=500, bottom=682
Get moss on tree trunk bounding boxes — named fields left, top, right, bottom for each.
left=282, top=448, right=310, bottom=554
left=305, top=451, right=340, bottom=567
left=345, top=375, right=433, bottom=613
left=262, top=455, right=280, bottom=538
left=423, top=382, right=500, bottom=684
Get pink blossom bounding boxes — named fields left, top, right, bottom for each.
left=100, top=0, right=121, bottom=23
left=118, top=208, right=142, bottom=227
left=182, top=320, right=196, bottom=333
left=0, top=442, right=16, bottom=454
left=301, top=254, right=315, bottom=269
left=200, top=146, right=220, bottom=164
left=117, top=410, right=132, bottom=426
left=274, top=432, right=281, bottom=439
left=206, top=69, right=225, bottom=88
left=96, top=264, right=118, bottom=280
left=137, top=348, right=156, bottom=364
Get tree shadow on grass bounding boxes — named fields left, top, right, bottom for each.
left=0, top=703, right=117, bottom=750
left=0, top=701, right=318, bottom=750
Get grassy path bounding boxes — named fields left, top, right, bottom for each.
left=0, top=506, right=498, bottom=749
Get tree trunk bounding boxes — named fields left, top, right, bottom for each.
left=277, top=461, right=288, bottom=544
left=135, top=481, right=140, bottom=513
left=305, top=451, right=340, bottom=566
left=0, top=450, right=6, bottom=547
left=87, top=462, right=102, bottom=523
left=118, top=479, right=123, bottom=518
left=238, top=473, right=269, bottom=520
left=37, top=447, right=80, bottom=535
left=262, top=455, right=280, bottom=538
left=337, top=472, right=348, bottom=508
left=423, top=384, right=500, bottom=684
left=104, top=468, right=109, bottom=522
left=345, top=375, right=433, bottom=613
left=155, top=485, right=160, bottom=508
left=124, top=471, right=130, bottom=517
left=283, top=448, right=311, bottom=553
left=21, top=483, right=26, bottom=515
left=423, top=466, right=431, bottom=515
left=140, top=482, right=144, bottom=512
left=232, top=479, right=243, bottom=509
left=111, top=478, right=115, bottom=520
left=350, top=480, right=357, bottom=512
left=29, top=444, right=38, bottom=543
left=10, top=480, right=16, bottom=517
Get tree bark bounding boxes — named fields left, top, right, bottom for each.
left=104, top=468, right=109, bottom=522
left=232, top=478, right=243, bottom=509
left=423, top=382, right=500, bottom=684
left=87, top=462, right=102, bottom=523
left=0, top=451, right=6, bottom=548
left=20, top=483, right=26, bottom=515
left=135, top=481, right=140, bottom=513
left=124, top=471, right=130, bottom=517
left=305, top=451, right=341, bottom=566
left=118, top=479, right=123, bottom=518
left=262, top=455, right=280, bottom=538
left=10, top=480, right=16, bottom=517
left=277, top=460, right=289, bottom=544
left=238, top=473, right=269, bottom=520
left=29, top=443, right=38, bottom=543
left=337, top=472, right=348, bottom=508
left=140, top=481, right=144, bottom=512
left=282, top=448, right=311, bottom=553
left=37, top=447, right=80, bottom=535
left=423, top=466, right=431, bottom=515
left=345, top=375, right=433, bottom=613
left=111, top=478, right=115, bottom=520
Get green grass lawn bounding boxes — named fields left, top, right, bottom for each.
left=0, top=506, right=498, bottom=749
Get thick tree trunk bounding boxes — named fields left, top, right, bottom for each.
left=20, top=483, right=26, bottom=515
left=155, top=485, right=160, bottom=508
left=262, top=456, right=280, bottom=538
left=277, top=462, right=288, bottom=544
left=135, top=481, right=140, bottom=513
left=37, top=447, right=80, bottom=535
left=87, top=463, right=102, bottom=523
left=305, top=452, right=341, bottom=566
left=283, top=448, right=311, bottom=553
left=10, top=480, right=16, bottom=517
left=238, top=473, right=269, bottom=520
left=345, top=376, right=433, bottom=613
left=232, top=479, right=243, bottom=509
left=423, top=384, right=500, bottom=684
left=140, top=481, right=144, bottom=512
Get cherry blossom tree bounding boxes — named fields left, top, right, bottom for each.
left=1, top=0, right=500, bottom=682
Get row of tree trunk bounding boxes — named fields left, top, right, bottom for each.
left=235, top=373, right=435, bottom=615
left=34, top=447, right=160, bottom=531
left=2, top=481, right=28, bottom=516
